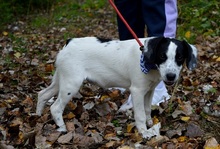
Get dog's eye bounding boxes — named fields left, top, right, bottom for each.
left=160, top=53, right=166, bottom=60
left=177, top=55, right=184, bottom=61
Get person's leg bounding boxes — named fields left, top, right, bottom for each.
left=142, top=0, right=177, bottom=38
left=115, top=0, right=145, bottom=40
left=163, top=0, right=178, bottom=37
left=118, top=0, right=178, bottom=110
left=143, top=0, right=177, bottom=105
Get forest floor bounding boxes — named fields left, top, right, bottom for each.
left=0, top=2, right=220, bottom=148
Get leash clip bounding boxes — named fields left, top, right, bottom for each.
left=140, top=46, right=144, bottom=51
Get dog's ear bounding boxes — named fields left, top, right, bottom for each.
left=182, top=40, right=198, bottom=70
left=143, top=37, right=165, bottom=63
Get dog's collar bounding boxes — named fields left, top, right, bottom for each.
left=140, top=54, right=157, bottom=74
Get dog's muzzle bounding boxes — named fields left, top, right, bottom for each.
left=164, top=73, right=176, bottom=86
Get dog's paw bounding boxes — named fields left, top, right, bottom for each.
left=36, top=109, right=42, bottom=116
left=141, top=130, right=153, bottom=139
left=57, top=124, right=67, bottom=132
left=137, top=126, right=150, bottom=139
left=142, top=122, right=162, bottom=139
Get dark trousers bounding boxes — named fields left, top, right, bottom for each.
left=114, top=0, right=177, bottom=40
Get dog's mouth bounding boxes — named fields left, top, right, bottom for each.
left=164, top=81, right=175, bottom=86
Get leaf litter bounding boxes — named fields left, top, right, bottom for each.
left=0, top=3, right=220, bottom=149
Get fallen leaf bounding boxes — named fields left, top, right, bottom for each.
left=180, top=101, right=193, bottom=116
left=45, top=64, right=54, bottom=72
left=153, top=116, right=160, bottom=124
left=130, top=129, right=142, bottom=142
left=79, top=85, right=97, bottom=97
left=172, top=109, right=184, bottom=118
left=104, top=133, right=116, bottom=140
left=164, top=142, right=176, bottom=149
left=181, top=116, right=190, bottom=122
left=46, top=131, right=61, bottom=144
left=65, top=112, right=75, bottom=120
left=90, top=131, right=103, bottom=143
left=166, top=127, right=183, bottom=139
left=212, top=55, right=218, bottom=59
left=204, top=137, right=220, bottom=149
left=100, top=95, right=111, bottom=102
left=192, top=79, right=200, bottom=86
left=2, top=31, right=8, bottom=36
left=105, top=141, right=116, bottom=148
left=186, top=122, right=204, bottom=138
left=127, top=123, right=135, bottom=133
left=147, top=135, right=168, bottom=147
left=216, top=57, right=220, bottom=62
left=66, top=121, right=75, bottom=131
left=177, top=136, right=187, bottom=142
left=57, top=131, right=73, bottom=144
left=83, top=101, right=95, bottom=110
left=35, top=134, right=51, bottom=148
left=108, top=89, right=121, bottom=98
left=108, top=101, right=118, bottom=111
left=95, top=102, right=111, bottom=116
left=22, top=96, right=34, bottom=107
left=14, top=52, right=21, bottom=58
left=185, top=31, right=191, bottom=39
left=0, top=141, right=15, bottom=149
left=80, top=111, right=89, bottom=121
left=67, top=101, right=77, bottom=110
left=10, top=117, right=23, bottom=126
left=173, top=101, right=193, bottom=118
left=73, top=133, right=94, bottom=147
left=31, top=58, right=39, bottom=66
left=0, top=107, right=6, bottom=116
left=118, top=145, right=134, bottom=149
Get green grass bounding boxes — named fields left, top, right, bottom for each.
left=177, top=0, right=220, bottom=42
left=25, top=0, right=108, bottom=34
left=30, top=16, right=51, bottom=28
left=1, top=0, right=219, bottom=43
left=0, top=0, right=56, bottom=28
left=9, top=34, right=28, bottom=53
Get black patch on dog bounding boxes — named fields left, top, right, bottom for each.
left=66, top=39, right=72, bottom=46
left=96, top=37, right=112, bottom=43
left=145, top=37, right=188, bottom=68
left=67, top=93, right=71, bottom=95
left=145, top=37, right=168, bottom=65
left=182, top=40, right=197, bottom=70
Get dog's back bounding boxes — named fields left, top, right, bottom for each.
left=56, top=37, right=148, bottom=88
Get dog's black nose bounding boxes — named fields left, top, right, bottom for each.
left=166, top=73, right=176, bottom=81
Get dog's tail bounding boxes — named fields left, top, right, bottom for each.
left=36, top=71, right=59, bottom=116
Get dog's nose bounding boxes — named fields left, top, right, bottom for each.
left=166, top=73, right=176, bottom=81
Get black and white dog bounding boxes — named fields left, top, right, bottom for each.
left=36, top=37, right=197, bottom=138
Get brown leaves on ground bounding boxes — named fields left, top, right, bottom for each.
left=0, top=5, right=220, bottom=148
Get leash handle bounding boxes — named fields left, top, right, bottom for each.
left=108, top=0, right=144, bottom=51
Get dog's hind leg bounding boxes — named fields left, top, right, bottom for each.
left=50, top=75, right=83, bottom=132
left=36, top=71, right=59, bottom=116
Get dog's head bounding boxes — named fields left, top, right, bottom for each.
left=143, top=37, right=197, bottom=86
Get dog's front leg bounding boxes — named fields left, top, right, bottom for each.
left=130, top=88, right=149, bottom=138
left=144, top=90, right=154, bottom=127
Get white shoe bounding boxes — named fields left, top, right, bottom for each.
left=118, top=81, right=170, bottom=111
left=152, top=81, right=170, bottom=105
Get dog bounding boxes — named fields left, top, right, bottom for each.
left=36, top=37, right=197, bottom=138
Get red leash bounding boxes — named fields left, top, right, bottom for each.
left=108, top=0, right=144, bottom=51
